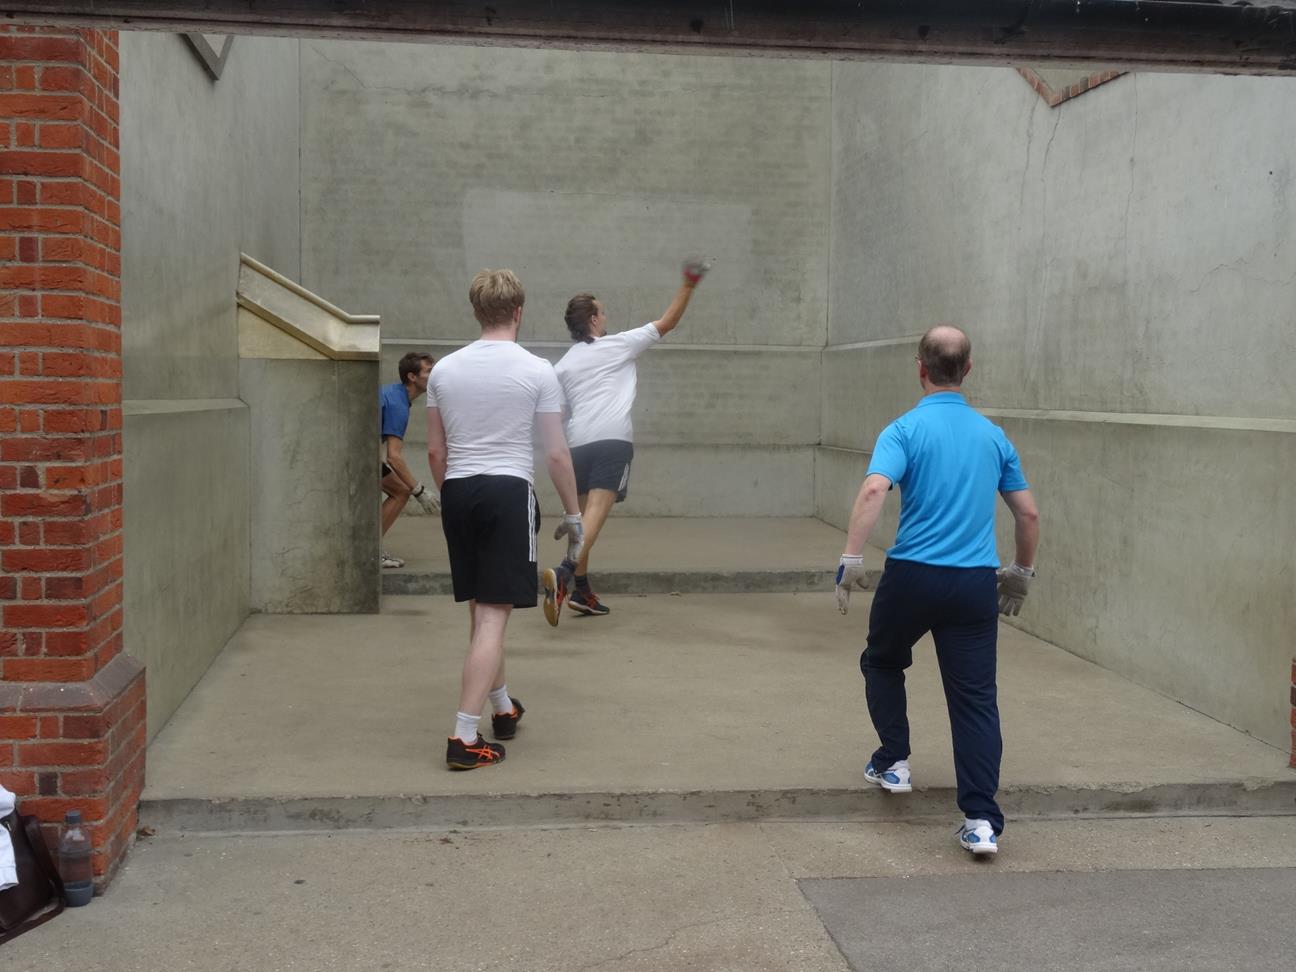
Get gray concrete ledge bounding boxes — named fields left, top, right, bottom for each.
left=385, top=338, right=823, bottom=354
left=382, top=567, right=876, bottom=597
left=384, top=516, right=861, bottom=574
left=237, top=253, right=379, bottom=361
left=382, top=517, right=881, bottom=595
left=982, top=407, right=1296, bottom=435
left=122, top=397, right=246, bottom=416
left=140, top=779, right=1296, bottom=836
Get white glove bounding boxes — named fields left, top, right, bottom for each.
left=553, top=513, right=584, bottom=564
left=835, top=554, right=869, bottom=615
left=682, top=256, right=713, bottom=285
left=412, top=483, right=440, bottom=515
left=996, top=562, right=1034, bottom=616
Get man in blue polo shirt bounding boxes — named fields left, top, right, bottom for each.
left=835, top=325, right=1040, bottom=857
left=379, top=351, right=440, bottom=568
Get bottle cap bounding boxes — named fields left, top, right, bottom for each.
left=65, top=809, right=82, bottom=825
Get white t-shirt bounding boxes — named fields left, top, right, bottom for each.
left=427, top=339, right=564, bottom=484
left=553, top=322, right=661, bottom=448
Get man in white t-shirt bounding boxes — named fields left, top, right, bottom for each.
left=541, top=258, right=710, bottom=623
left=426, top=269, right=585, bottom=770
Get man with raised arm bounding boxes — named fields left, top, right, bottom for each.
left=835, top=325, right=1040, bottom=856
left=426, top=269, right=584, bottom=770
left=541, top=257, right=711, bottom=623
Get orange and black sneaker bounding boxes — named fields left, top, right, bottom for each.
left=490, top=698, right=526, bottom=740
left=446, top=734, right=505, bottom=770
left=569, top=587, right=610, bottom=616
left=541, top=563, right=573, bottom=627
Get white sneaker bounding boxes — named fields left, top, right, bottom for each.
left=957, top=818, right=998, bottom=856
left=864, top=759, right=912, bottom=793
left=380, top=551, right=405, bottom=569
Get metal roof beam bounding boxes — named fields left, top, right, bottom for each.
left=3, top=1, right=1296, bottom=75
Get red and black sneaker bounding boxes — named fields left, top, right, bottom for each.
left=569, top=587, right=610, bottom=616
left=541, top=563, right=573, bottom=627
left=490, top=698, right=526, bottom=740
left=446, top=734, right=505, bottom=770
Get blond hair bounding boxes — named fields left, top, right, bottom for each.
left=469, top=269, right=525, bottom=327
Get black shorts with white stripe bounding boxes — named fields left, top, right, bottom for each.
left=440, top=474, right=541, bottom=607
left=570, top=439, right=635, bottom=503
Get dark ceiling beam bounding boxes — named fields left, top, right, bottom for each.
left=3, top=1, right=1295, bottom=75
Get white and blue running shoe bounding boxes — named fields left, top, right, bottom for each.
left=957, top=818, right=998, bottom=856
left=864, top=759, right=912, bottom=793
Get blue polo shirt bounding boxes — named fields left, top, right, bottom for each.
left=866, top=392, right=1028, bottom=568
left=379, top=382, right=411, bottom=440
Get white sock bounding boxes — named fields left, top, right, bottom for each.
left=453, top=711, right=480, bottom=743
left=488, top=685, right=513, bottom=714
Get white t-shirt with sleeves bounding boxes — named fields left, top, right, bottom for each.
left=553, top=322, right=660, bottom=448
left=426, top=339, right=564, bottom=484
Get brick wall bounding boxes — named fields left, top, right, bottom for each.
left=1017, top=67, right=1124, bottom=108
left=1, top=24, right=144, bottom=886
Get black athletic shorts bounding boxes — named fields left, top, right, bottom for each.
left=440, top=475, right=540, bottom=607
left=570, top=439, right=635, bottom=503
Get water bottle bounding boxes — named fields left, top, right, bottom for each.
left=58, top=810, right=94, bottom=907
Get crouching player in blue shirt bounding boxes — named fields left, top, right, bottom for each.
left=379, top=351, right=440, bottom=569
left=835, top=325, right=1040, bottom=857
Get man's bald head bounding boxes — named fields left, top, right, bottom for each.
left=917, top=325, right=971, bottom=387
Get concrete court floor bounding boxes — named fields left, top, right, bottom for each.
left=382, top=515, right=868, bottom=575
left=7, top=816, right=1296, bottom=972
left=143, top=589, right=1293, bottom=808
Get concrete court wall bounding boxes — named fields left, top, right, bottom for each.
left=300, top=41, right=829, bottom=519
left=120, top=33, right=301, bottom=738
left=820, top=62, right=1296, bottom=751
left=241, top=356, right=379, bottom=614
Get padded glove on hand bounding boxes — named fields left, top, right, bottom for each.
left=682, top=256, right=713, bottom=285
left=996, top=562, right=1034, bottom=616
left=835, top=554, right=869, bottom=615
left=553, top=513, right=584, bottom=563
left=412, top=483, right=440, bottom=515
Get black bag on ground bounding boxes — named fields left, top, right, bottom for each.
left=0, top=810, right=65, bottom=946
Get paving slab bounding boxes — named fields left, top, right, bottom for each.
left=802, top=868, right=1296, bottom=972
left=7, top=818, right=1296, bottom=972
left=759, top=815, right=1296, bottom=878
left=141, top=592, right=1295, bottom=833
left=380, top=516, right=883, bottom=594
left=5, top=824, right=849, bottom=972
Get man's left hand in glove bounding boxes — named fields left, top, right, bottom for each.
left=412, top=483, right=440, bottom=515
left=835, top=554, right=870, bottom=615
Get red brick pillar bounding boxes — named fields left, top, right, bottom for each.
left=1, top=25, right=144, bottom=887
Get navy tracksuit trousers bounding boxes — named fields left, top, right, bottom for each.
left=861, top=558, right=1004, bottom=834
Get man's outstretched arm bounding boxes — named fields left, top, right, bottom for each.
left=652, top=257, right=711, bottom=337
